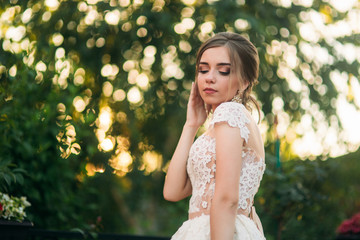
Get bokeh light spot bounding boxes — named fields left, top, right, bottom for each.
left=52, top=33, right=64, bottom=46
left=9, top=65, right=17, bottom=77
left=144, top=45, right=157, bottom=57
left=73, top=96, right=86, bottom=112
left=109, top=151, right=133, bottom=174
left=100, top=138, right=114, bottom=152
left=45, top=0, right=60, bottom=11
left=105, top=9, right=120, bottom=25
left=136, top=73, right=149, bottom=89
left=35, top=61, right=47, bottom=72
left=179, top=40, right=192, bottom=53
left=103, top=81, right=114, bottom=97
left=137, top=27, right=148, bottom=37
left=113, top=89, right=126, bottom=102
left=127, top=86, right=142, bottom=104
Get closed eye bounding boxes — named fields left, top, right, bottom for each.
left=219, top=71, right=230, bottom=76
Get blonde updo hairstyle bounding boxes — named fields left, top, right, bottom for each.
left=195, top=32, right=260, bottom=118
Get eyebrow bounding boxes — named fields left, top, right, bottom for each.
left=199, top=62, right=231, bottom=66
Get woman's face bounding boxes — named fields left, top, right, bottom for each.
left=197, top=46, right=239, bottom=111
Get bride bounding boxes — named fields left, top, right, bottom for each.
left=163, top=32, right=266, bottom=240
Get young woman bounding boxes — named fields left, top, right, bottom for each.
left=163, top=32, right=266, bottom=240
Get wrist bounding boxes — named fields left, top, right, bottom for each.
left=183, top=121, right=200, bottom=134
left=184, top=121, right=201, bottom=131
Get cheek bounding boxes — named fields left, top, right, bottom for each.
left=218, top=76, right=233, bottom=91
left=196, top=75, right=205, bottom=88
left=196, top=77, right=205, bottom=97
left=230, top=77, right=240, bottom=92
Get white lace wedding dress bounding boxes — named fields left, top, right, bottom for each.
left=171, top=102, right=266, bottom=240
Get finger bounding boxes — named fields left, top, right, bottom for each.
left=188, top=82, right=196, bottom=106
left=192, top=82, right=201, bottom=100
left=195, top=83, right=205, bottom=105
left=189, top=82, right=195, bottom=95
left=191, top=82, right=199, bottom=102
left=193, top=81, right=200, bottom=97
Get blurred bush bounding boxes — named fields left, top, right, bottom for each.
left=256, top=151, right=360, bottom=240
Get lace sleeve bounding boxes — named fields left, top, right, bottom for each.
left=209, top=102, right=250, bottom=143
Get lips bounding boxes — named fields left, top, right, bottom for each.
left=203, top=88, right=217, bottom=94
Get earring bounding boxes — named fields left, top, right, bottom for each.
left=231, top=91, right=242, bottom=103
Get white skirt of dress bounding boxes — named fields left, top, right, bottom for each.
left=171, top=214, right=265, bottom=240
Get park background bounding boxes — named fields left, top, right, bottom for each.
left=1, top=0, right=360, bottom=239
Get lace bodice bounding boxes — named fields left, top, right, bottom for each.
left=187, top=102, right=265, bottom=218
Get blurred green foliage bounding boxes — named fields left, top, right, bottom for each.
left=256, top=152, right=360, bottom=240
left=0, top=57, right=92, bottom=227
left=0, top=0, right=359, bottom=239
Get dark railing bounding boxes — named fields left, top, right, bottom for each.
left=0, top=220, right=170, bottom=240
left=29, top=230, right=171, bottom=240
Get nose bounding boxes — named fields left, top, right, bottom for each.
left=205, top=70, right=215, bottom=83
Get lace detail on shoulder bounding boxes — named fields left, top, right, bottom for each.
left=210, top=102, right=250, bottom=143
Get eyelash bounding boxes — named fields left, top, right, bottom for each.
left=199, top=70, right=230, bottom=76
left=220, top=71, right=230, bottom=76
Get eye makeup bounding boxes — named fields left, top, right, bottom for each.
left=198, top=63, right=231, bottom=76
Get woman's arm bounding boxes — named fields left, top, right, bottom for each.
left=163, top=123, right=196, bottom=201
left=210, top=122, right=244, bottom=240
left=163, top=82, right=207, bottom=202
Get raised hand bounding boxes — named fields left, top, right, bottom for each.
left=164, top=82, right=205, bottom=202
left=186, top=82, right=208, bottom=129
